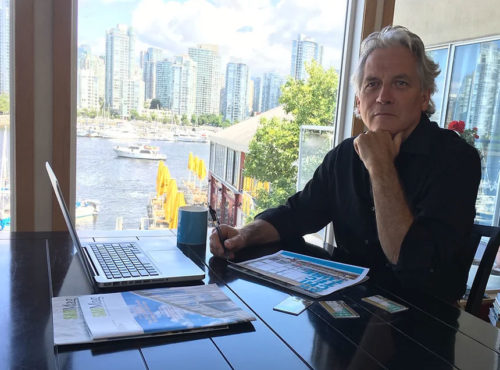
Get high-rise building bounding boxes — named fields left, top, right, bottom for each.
left=77, top=49, right=105, bottom=111
left=0, top=0, right=9, bottom=95
left=171, top=55, right=197, bottom=117
left=290, top=34, right=323, bottom=81
left=261, top=72, right=283, bottom=112
left=105, top=24, right=144, bottom=117
left=155, top=56, right=197, bottom=117
left=143, top=47, right=165, bottom=100
left=188, top=44, right=222, bottom=115
left=251, top=76, right=262, bottom=113
left=155, top=60, right=173, bottom=109
left=223, top=62, right=249, bottom=123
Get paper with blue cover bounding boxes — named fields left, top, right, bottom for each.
left=229, top=250, right=369, bottom=298
left=52, top=284, right=256, bottom=345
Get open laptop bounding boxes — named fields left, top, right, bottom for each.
left=46, top=162, right=205, bottom=288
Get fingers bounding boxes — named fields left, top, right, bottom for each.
left=209, top=224, right=240, bottom=259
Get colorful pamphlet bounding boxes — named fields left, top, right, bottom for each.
left=52, top=284, right=256, bottom=345
left=229, top=250, right=369, bottom=298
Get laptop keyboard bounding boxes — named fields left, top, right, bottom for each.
left=90, top=243, right=159, bottom=279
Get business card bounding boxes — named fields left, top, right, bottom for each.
left=273, top=296, right=312, bottom=315
left=362, top=295, right=408, bottom=313
left=320, top=300, right=359, bottom=319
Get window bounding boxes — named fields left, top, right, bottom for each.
left=427, top=37, right=500, bottom=226
left=0, top=0, right=9, bottom=232
left=77, top=0, right=349, bottom=231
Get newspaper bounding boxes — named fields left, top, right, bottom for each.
left=52, top=284, right=256, bottom=346
left=229, top=250, right=369, bottom=298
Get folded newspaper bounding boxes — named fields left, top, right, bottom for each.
left=229, top=250, right=369, bottom=298
left=52, top=284, right=256, bottom=346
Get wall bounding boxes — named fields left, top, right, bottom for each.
left=393, top=0, right=500, bottom=46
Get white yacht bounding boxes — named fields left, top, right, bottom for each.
left=113, top=144, right=167, bottom=160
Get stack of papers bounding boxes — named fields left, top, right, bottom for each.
left=229, top=250, right=369, bottom=298
left=52, top=284, right=256, bottom=345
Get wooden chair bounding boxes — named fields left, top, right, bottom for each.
left=465, top=224, right=500, bottom=317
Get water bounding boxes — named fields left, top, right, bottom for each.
left=77, top=137, right=210, bottom=230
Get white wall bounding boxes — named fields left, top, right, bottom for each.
left=394, top=0, right=500, bottom=46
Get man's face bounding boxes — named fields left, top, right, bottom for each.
left=355, top=46, right=430, bottom=139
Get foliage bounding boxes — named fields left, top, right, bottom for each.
left=77, top=108, right=98, bottom=119
left=181, top=114, right=189, bottom=125
left=279, top=60, right=339, bottom=127
left=243, top=62, right=339, bottom=218
left=0, top=93, right=9, bottom=113
left=244, top=117, right=299, bottom=214
left=150, top=99, right=161, bottom=109
left=130, top=109, right=139, bottom=120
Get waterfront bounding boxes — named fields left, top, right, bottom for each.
left=77, top=136, right=210, bottom=230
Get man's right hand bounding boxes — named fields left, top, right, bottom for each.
left=209, top=224, right=248, bottom=259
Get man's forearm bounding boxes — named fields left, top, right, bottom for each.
left=240, top=219, right=281, bottom=247
left=370, top=164, right=414, bottom=264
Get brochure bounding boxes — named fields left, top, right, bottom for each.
left=52, top=284, right=256, bottom=346
left=229, top=250, right=369, bottom=298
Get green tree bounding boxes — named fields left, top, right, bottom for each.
left=191, top=114, right=197, bottom=125
left=279, top=60, right=339, bottom=127
left=243, top=61, right=339, bottom=218
left=0, top=93, right=9, bottom=113
left=130, top=109, right=139, bottom=120
left=181, top=114, right=189, bottom=126
left=150, top=99, right=161, bottom=109
left=244, top=116, right=300, bottom=214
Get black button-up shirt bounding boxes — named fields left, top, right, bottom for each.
left=256, top=114, right=481, bottom=302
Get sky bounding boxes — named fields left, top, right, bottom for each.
left=78, top=0, right=348, bottom=77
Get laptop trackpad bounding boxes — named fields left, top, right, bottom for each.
left=148, top=250, right=196, bottom=272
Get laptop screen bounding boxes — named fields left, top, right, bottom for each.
left=45, top=162, right=83, bottom=251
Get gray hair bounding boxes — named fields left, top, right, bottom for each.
left=352, top=25, right=440, bottom=117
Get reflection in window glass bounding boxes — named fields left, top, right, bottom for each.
left=0, top=0, right=9, bottom=232
left=427, top=48, right=448, bottom=125
left=445, top=40, right=500, bottom=225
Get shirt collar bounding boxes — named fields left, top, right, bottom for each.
left=400, top=113, right=436, bottom=156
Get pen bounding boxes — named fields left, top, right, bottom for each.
left=208, top=205, right=228, bottom=258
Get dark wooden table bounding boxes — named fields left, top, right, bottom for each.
left=2, top=230, right=500, bottom=369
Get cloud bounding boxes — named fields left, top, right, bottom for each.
left=130, top=0, right=347, bottom=77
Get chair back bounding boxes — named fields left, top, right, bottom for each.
left=465, top=224, right=500, bottom=317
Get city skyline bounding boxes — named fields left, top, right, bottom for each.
left=78, top=0, right=347, bottom=77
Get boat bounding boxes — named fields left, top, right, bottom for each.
left=76, top=200, right=99, bottom=219
left=113, top=144, right=166, bottom=160
left=174, top=133, right=208, bottom=143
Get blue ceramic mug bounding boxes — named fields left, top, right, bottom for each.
left=177, top=205, right=208, bottom=246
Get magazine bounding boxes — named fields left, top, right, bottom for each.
left=229, top=250, right=369, bottom=298
left=52, top=284, right=256, bottom=346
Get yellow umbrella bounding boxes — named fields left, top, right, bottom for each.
left=156, top=161, right=165, bottom=195
left=170, top=192, right=186, bottom=229
left=164, top=179, right=178, bottom=223
left=200, top=160, right=207, bottom=180
left=193, top=156, right=200, bottom=177
left=187, top=152, right=194, bottom=171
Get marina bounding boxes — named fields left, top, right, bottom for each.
left=76, top=132, right=210, bottom=231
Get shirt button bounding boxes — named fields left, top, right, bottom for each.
left=364, top=240, right=369, bottom=245
left=371, top=206, right=375, bottom=212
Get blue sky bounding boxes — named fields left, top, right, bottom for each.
left=78, top=0, right=347, bottom=76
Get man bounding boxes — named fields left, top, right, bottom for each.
left=210, top=26, right=481, bottom=303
